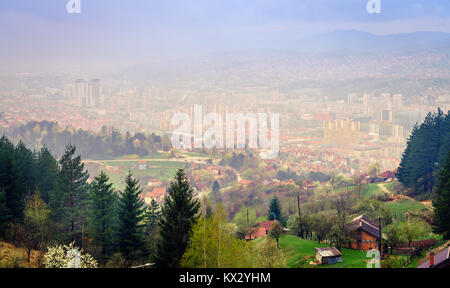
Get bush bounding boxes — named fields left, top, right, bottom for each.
left=43, top=242, right=98, bottom=268
left=0, top=251, right=26, bottom=268
left=104, top=253, right=127, bottom=268
left=381, top=255, right=408, bottom=268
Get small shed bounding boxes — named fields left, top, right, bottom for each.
left=315, top=247, right=343, bottom=265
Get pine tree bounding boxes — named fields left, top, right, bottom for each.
left=118, top=172, right=146, bottom=264
left=397, top=109, right=450, bottom=197
left=155, top=168, right=200, bottom=268
left=433, top=149, right=450, bottom=239
left=88, top=171, right=119, bottom=262
left=212, top=180, right=221, bottom=202
left=13, top=141, right=37, bottom=196
left=145, top=199, right=161, bottom=234
left=143, top=199, right=161, bottom=257
left=0, top=136, right=25, bottom=221
left=50, top=144, right=89, bottom=246
left=35, top=146, right=58, bottom=203
left=0, top=188, right=11, bottom=238
left=267, top=197, right=285, bottom=226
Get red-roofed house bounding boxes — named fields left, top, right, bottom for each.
left=245, top=220, right=280, bottom=240
left=258, top=220, right=279, bottom=235
left=144, top=187, right=166, bottom=204
left=245, top=227, right=266, bottom=240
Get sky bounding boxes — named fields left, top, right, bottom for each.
left=0, top=0, right=449, bottom=70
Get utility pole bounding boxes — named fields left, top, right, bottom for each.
left=297, top=191, right=302, bottom=238
left=246, top=208, right=249, bottom=225
left=378, top=217, right=382, bottom=256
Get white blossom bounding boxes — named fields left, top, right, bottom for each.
left=44, top=242, right=98, bottom=268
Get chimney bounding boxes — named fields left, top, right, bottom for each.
left=429, top=251, right=435, bottom=267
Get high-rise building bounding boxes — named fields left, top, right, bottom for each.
left=347, top=93, right=357, bottom=105
left=74, top=79, right=101, bottom=108
left=324, top=119, right=360, bottom=147
left=91, top=79, right=101, bottom=108
left=363, top=93, right=370, bottom=106
left=393, top=94, right=403, bottom=109
left=381, top=109, right=393, bottom=122
left=75, top=79, right=88, bottom=107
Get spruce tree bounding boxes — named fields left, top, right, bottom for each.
left=36, top=146, right=58, bottom=203
left=397, top=109, right=450, bottom=196
left=212, top=180, right=221, bottom=202
left=88, top=171, right=119, bottom=262
left=0, top=188, right=11, bottom=238
left=433, top=149, right=450, bottom=239
left=0, top=136, right=25, bottom=221
left=13, top=141, right=37, bottom=196
left=155, top=168, right=200, bottom=268
left=267, top=196, right=285, bottom=226
left=118, top=172, right=146, bottom=264
left=144, top=199, right=161, bottom=257
left=145, top=199, right=161, bottom=234
left=50, top=144, right=89, bottom=246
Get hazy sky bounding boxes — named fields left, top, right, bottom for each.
left=1, top=0, right=449, bottom=70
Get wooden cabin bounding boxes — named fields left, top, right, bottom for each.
left=315, top=247, right=343, bottom=265
left=347, top=215, right=380, bottom=251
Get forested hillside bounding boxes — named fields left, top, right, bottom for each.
left=397, top=109, right=450, bottom=199
left=1, top=121, right=170, bottom=159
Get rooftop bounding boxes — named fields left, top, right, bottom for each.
left=348, top=215, right=380, bottom=238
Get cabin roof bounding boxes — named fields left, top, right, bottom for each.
left=348, top=215, right=380, bottom=238
left=315, top=247, right=342, bottom=257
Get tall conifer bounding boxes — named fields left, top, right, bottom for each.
left=155, top=169, right=200, bottom=268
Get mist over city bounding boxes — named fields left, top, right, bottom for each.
left=0, top=0, right=450, bottom=273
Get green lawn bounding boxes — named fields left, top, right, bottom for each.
left=334, top=183, right=384, bottom=198
left=384, top=182, right=396, bottom=192
left=384, top=198, right=427, bottom=220
left=361, top=183, right=384, bottom=197
left=261, top=235, right=368, bottom=268
left=91, top=160, right=187, bottom=189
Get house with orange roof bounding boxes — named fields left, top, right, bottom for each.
left=245, top=220, right=281, bottom=241
left=143, top=187, right=167, bottom=204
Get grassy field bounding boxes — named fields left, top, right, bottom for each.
left=361, top=183, right=386, bottom=197
left=384, top=181, right=396, bottom=191
left=334, top=183, right=387, bottom=198
left=384, top=198, right=427, bottom=219
left=256, top=235, right=368, bottom=268
left=85, top=159, right=188, bottom=189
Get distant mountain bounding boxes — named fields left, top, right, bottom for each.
left=297, top=30, right=450, bottom=54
